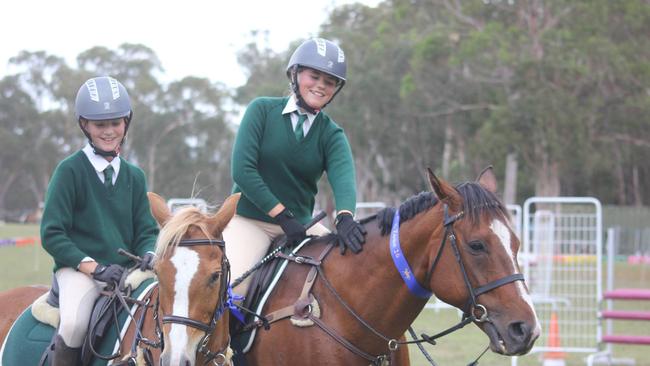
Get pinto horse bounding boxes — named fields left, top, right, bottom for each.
left=239, top=167, right=540, bottom=365
left=0, top=192, right=238, bottom=366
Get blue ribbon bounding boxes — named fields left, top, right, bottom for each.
left=226, top=286, right=246, bottom=323
left=389, top=209, right=433, bottom=299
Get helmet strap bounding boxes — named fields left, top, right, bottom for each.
left=290, top=67, right=318, bottom=114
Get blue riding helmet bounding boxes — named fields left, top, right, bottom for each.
left=75, top=76, right=133, bottom=157
left=286, top=38, right=347, bottom=82
left=286, top=38, right=347, bottom=113
left=75, top=76, right=132, bottom=121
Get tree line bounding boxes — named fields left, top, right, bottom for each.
left=1, top=0, right=648, bottom=220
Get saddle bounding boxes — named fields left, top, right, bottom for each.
left=27, top=270, right=155, bottom=366
left=230, top=235, right=336, bottom=354
left=236, top=236, right=286, bottom=328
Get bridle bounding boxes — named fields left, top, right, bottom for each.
left=422, top=204, right=525, bottom=322
left=158, top=238, right=232, bottom=365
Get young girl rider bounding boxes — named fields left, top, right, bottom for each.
left=40, top=76, right=158, bottom=366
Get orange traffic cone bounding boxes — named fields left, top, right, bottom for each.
left=543, top=311, right=566, bottom=366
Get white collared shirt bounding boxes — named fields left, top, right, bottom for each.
left=82, top=144, right=121, bottom=186
left=282, top=95, right=319, bottom=136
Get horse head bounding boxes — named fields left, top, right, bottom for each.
left=425, top=167, right=540, bottom=355
left=148, top=192, right=240, bottom=366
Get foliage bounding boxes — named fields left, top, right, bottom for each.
left=1, top=0, right=649, bottom=215
left=0, top=45, right=234, bottom=217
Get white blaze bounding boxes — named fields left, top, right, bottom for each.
left=490, top=219, right=537, bottom=313
left=169, top=247, right=200, bottom=363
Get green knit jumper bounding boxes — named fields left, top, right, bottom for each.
left=231, top=97, right=357, bottom=224
left=41, top=151, right=159, bottom=272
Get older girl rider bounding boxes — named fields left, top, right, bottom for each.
left=225, top=38, right=367, bottom=298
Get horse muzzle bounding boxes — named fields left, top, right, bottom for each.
left=483, top=319, right=540, bottom=355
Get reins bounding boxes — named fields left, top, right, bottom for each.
left=85, top=269, right=147, bottom=362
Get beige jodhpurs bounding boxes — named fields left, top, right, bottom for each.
left=54, top=268, right=103, bottom=347
left=223, top=214, right=329, bottom=297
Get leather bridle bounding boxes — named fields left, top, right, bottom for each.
left=158, top=238, right=231, bottom=365
left=423, top=204, right=525, bottom=322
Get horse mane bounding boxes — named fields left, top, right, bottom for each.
left=370, top=182, right=509, bottom=236
left=455, top=181, right=509, bottom=226
left=154, top=207, right=213, bottom=259
left=365, top=192, right=438, bottom=236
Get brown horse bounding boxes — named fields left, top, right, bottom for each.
left=0, top=192, right=239, bottom=366
left=239, top=167, right=540, bottom=365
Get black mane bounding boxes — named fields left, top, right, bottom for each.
left=365, top=182, right=508, bottom=236
left=455, top=181, right=508, bottom=225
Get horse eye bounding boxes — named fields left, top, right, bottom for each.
left=209, top=271, right=221, bottom=285
left=468, top=240, right=486, bottom=252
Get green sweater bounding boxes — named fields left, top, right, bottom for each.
left=41, top=151, right=159, bottom=271
left=231, top=97, right=357, bottom=224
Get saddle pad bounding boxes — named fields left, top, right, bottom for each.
left=232, top=239, right=312, bottom=354
left=0, top=279, right=156, bottom=366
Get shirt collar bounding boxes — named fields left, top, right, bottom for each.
left=82, top=144, right=121, bottom=174
left=282, top=95, right=318, bottom=123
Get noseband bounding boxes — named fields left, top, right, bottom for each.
left=159, top=238, right=231, bottom=365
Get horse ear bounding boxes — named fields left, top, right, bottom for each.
left=208, top=193, right=241, bottom=236
left=148, top=192, right=171, bottom=226
left=427, top=168, right=463, bottom=210
left=476, top=165, right=498, bottom=194
left=427, top=168, right=450, bottom=200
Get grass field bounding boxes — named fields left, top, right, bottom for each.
left=1, top=223, right=648, bottom=365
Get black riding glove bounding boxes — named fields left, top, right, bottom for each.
left=139, top=252, right=156, bottom=271
left=335, top=213, right=367, bottom=254
left=275, top=208, right=307, bottom=247
left=92, top=264, right=126, bottom=285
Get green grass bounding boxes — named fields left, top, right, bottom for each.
left=1, top=224, right=649, bottom=365
left=0, top=223, right=52, bottom=290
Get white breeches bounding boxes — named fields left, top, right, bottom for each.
left=55, top=267, right=103, bottom=347
left=223, top=214, right=329, bottom=297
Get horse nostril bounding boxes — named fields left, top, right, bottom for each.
left=508, top=321, right=530, bottom=343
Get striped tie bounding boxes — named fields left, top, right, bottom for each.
left=104, top=166, right=114, bottom=189
left=294, top=113, right=307, bottom=141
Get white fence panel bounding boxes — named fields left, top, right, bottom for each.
left=521, top=197, right=603, bottom=359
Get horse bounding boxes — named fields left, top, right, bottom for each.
left=237, top=167, right=540, bottom=365
left=0, top=192, right=239, bottom=366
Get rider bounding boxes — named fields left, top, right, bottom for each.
left=225, top=38, right=367, bottom=298
left=40, top=76, right=159, bottom=366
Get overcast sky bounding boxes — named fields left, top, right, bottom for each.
left=1, top=0, right=380, bottom=88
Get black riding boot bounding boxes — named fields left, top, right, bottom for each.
left=51, top=334, right=81, bottom=366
